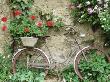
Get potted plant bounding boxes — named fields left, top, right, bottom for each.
left=7, top=0, right=64, bottom=47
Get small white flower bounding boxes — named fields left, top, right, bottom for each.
left=8, top=55, right=10, bottom=58
left=102, top=25, right=104, bottom=27
left=79, top=20, right=81, bottom=22
left=81, top=15, right=84, bottom=18
left=103, top=18, right=106, bottom=20
left=53, top=17, right=58, bottom=22
left=9, top=75, right=12, bottom=79
left=88, top=73, right=92, bottom=76
left=94, top=5, right=98, bottom=10
left=97, top=0, right=101, bottom=1
left=104, top=3, right=108, bottom=8
left=86, top=1, right=91, bottom=5
left=77, top=4, right=82, bottom=8
left=63, top=78, right=66, bottom=82
left=104, top=43, right=108, bottom=46
left=3, top=56, right=5, bottom=59
left=98, top=7, right=103, bottom=12
left=1, top=21, right=4, bottom=24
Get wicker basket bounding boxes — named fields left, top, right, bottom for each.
left=21, top=37, right=38, bottom=47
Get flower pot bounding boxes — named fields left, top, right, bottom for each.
left=21, top=37, right=38, bottom=47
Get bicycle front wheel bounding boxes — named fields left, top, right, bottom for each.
left=73, top=46, right=104, bottom=80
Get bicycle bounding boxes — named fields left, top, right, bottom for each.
left=11, top=37, right=50, bottom=74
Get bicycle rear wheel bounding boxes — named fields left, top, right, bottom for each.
left=12, top=48, right=50, bottom=74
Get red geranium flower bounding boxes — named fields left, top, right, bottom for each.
left=1, top=17, right=7, bottom=22
left=46, top=21, right=54, bottom=27
left=2, top=25, right=7, bottom=31
left=30, top=15, right=36, bottom=20
left=37, top=22, right=42, bottom=27
left=14, top=10, right=21, bottom=16
left=24, top=28, right=29, bottom=32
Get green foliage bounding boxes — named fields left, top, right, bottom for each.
left=54, top=18, right=65, bottom=31
left=0, top=53, right=45, bottom=82
left=79, top=50, right=110, bottom=82
left=9, top=0, right=34, bottom=15
left=98, top=7, right=110, bottom=45
left=0, top=54, right=11, bottom=82
left=103, top=31, right=110, bottom=47
left=70, top=0, right=109, bottom=27
left=62, top=50, right=110, bottom=82
left=0, top=43, right=13, bottom=82
left=70, top=0, right=98, bottom=25
left=0, top=44, right=45, bottom=82
left=98, top=9, right=110, bottom=46
left=9, top=15, right=48, bottom=37
left=98, top=10, right=110, bottom=32
left=62, top=65, right=79, bottom=82
left=9, top=69, right=45, bottom=82
left=9, top=0, right=48, bottom=37
left=8, top=0, right=64, bottom=38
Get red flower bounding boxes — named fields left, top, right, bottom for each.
left=14, top=10, right=21, bottom=16
left=24, top=28, right=29, bottom=32
left=1, top=17, right=7, bottom=22
left=46, top=21, right=54, bottom=27
left=30, top=15, right=36, bottom=20
left=37, top=22, right=42, bottom=27
left=2, top=25, right=7, bottom=31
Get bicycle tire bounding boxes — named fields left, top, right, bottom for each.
left=73, top=46, right=104, bottom=80
left=12, top=48, right=50, bottom=74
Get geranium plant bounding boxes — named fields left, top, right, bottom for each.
left=9, top=15, right=49, bottom=37
left=4, top=0, right=64, bottom=38
left=8, top=14, right=64, bottom=37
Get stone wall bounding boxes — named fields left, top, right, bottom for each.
left=0, top=0, right=10, bottom=54
left=0, top=0, right=105, bottom=70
